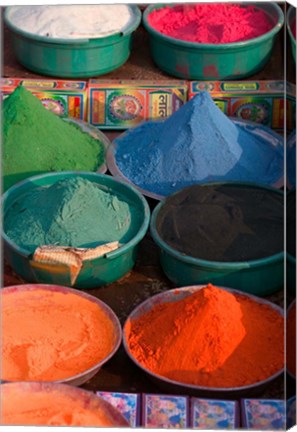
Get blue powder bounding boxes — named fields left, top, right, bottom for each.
left=114, top=92, right=284, bottom=196
left=287, top=129, right=296, bottom=188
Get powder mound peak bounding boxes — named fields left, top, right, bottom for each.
left=115, top=90, right=283, bottom=196
left=127, top=284, right=246, bottom=378
left=4, top=85, right=57, bottom=116
left=33, top=177, right=98, bottom=217
left=172, top=284, right=246, bottom=373
left=162, top=92, right=242, bottom=159
left=3, top=86, right=57, bottom=128
left=3, top=86, right=105, bottom=191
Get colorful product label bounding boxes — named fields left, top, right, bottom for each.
left=190, top=398, right=238, bottom=429
left=241, top=399, right=285, bottom=430
left=0, top=78, right=87, bottom=90
left=189, top=81, right=296, bottom=133
left=142, top=394, right=189, bottom=428
left=96, top=392, right=140, bottom=427
left=0, top=78, right=87, bottom=120
left=88, top=84, right=187, bottom=129
left=287, top=396, right=296, bottom=430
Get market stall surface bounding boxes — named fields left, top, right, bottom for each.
left=2, top=6, right=295, bottom=409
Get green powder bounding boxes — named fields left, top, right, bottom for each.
left=4, top=176, right=142, bottom=252
left=3, top=86, right=105, bottom=192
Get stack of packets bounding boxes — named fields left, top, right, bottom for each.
left=96, top=391, right=141, bottom=427
left=96, top=392, right=290, bottom=429
left=142, top=394, right=189, bottom=428
left=287, top=396, right=296, bottom=430
left=0, top=77, right=88, bottom=120
left=1, top=78, right=295, bottom=133
left=188, top=80, right=296, bottom=134
left=96, top=391, right=240, bottom=429
left=87, top=80, right=188, bottom=130
left=190, top=398, right=239, bottom=430
left=241, top=399, right=286, bottom=430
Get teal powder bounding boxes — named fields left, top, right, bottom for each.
left=4, top=177, right=142, bottom=253
left=115, top=92, right=284, bottom=196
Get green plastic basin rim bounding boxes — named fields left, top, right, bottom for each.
left=287, top=253, right=296, bottom=265
left=2, top=171, right=150, bottom=260
left=143, top=2, right=284, bottom=50
left=287, top=6, right=296, bottom=44
left=150, top=181, right=284, bottom=270
left=4, top=5, right=142, bottom=45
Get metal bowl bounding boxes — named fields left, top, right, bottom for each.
left=1, top=381, right=129, bottom=426
left=123, top=285, right=284, bottom=398
left=1, top=283, right=122, bottom=386
left=107, top=117, right=284, bottom=201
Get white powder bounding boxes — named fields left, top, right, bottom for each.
left=7, top=5, right=137, bottom=39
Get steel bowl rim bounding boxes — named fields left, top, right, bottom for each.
left=106, top=141, right=164, bottom=201
left=107, top=117, right=284, bottom=201
left=143, top=2, right=284, bottom=50
left=2, top=171, right=150, bottom=260
left=0, top=381, right=129, bottom=426
left=1, top=283, right=123, bottom=385
left=4, top=5, right=142, bottom=45
left=123, top=284, right=284, bottom=394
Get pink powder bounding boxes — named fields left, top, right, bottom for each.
left=148, top=4, right=274, bottom=44
left=292, top=18, right=296, bottom=39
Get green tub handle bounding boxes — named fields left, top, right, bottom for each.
left=105, top=245, right=125, bottom=260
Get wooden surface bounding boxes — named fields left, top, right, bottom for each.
left=2, top=6, right=296, bottom=405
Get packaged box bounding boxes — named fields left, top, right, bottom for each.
left=0, top=78, right=88, bottom=120
left=88, top=80, right=188, bottom=129
left=142, top=393, right=189, bottom=428
left=241, top=399, right=285, bottom=430
left=189, top=81, right=296, bottom=133
left=96, top=391, right=141, bottom=427
left=190, top=398, right=239, bottom=429
left=287, top=396, right=296, bottom=430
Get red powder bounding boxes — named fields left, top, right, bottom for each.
left=148, top=4, right=273, bottom=44
left=287, top=302, right=296, bottom=377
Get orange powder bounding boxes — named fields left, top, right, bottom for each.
left=287, top=301, right=296, bottom=377
left=125, top=284, right=284, bottom=388
left=2, top=287, right=117, bottom=382
left=1, top=382, right=129, bottom=426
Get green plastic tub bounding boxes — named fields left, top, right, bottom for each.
left=143, top=2, right=284, bottom=80
left=4, top=6, right=141, bottom=78
left=2, top=172, right=150, bottom=289
left=287, top=6, right=296, bottom=64
left=150, top=183, right=284, bottom=296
